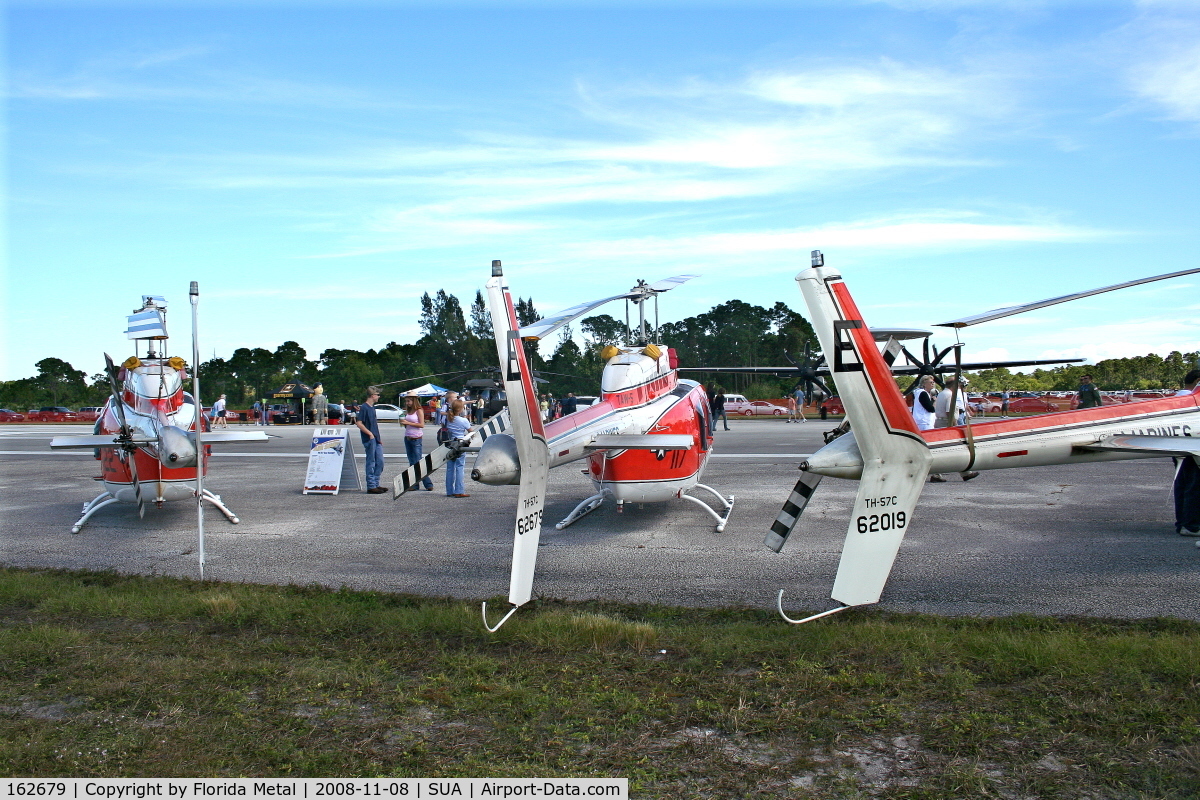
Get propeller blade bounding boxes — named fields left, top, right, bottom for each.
left=104, top=353, right=146, bottom=518
left=765, top=471, right=824, bottom=553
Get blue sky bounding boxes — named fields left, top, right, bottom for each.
left=6, top=0, right=1199, bottom=382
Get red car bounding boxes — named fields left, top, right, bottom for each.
left=819, top=396, right=845, bottom=415
left=1006, top=396, right=1058, bottom=414
left=739, top=400, right=787, bottom=416
left=0, top=408, right=26, bottom=422
left=27, top=406, right=79, bottom=422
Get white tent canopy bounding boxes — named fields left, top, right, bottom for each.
left=403, top=383, right=446, bottom=397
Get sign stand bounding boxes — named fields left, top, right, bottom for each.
left=303, top=428, right=362, bottom=494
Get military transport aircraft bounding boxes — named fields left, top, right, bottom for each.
left=769, top=252, right=1200, bottom=623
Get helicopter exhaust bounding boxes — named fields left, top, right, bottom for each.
left=470, top=433, right=521, bottom=485
left=158, top=425, right=198, bottom=468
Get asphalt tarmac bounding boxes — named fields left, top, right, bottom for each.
left=2, top=418, right=1197, bottom=621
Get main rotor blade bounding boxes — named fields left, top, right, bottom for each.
left=936, top=266, right=1200, bottom=328
left=888, top=357, right=1085, bottom=375
left=519, top=274, right=698, bottom=341
left=374, top=369, right=484, bottom=388
left=645, top=274, right=698, bottom=293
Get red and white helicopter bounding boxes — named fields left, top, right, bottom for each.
left=399, top=261, right=733, bottom=631
left=770, top=252, right=1200, bottom=623
left=49, top=290, right=267, bottom=546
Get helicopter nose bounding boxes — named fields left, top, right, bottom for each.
left=470, top=434, right=521, bottom=485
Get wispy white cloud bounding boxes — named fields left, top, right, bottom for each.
left=1115, top=4, right=1200, bottom=126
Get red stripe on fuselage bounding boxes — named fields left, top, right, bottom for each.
left=921, top=392, right=1199, bottom=446
left=829, top=281, right=922, bottom=437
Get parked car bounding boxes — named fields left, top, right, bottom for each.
left=967, top=394, right=1002, bottom=413
left=76, top=407, right=104, bottom=422
left=721, top=394, right=751, bottom=415
left=373, top=403, right=404, bottom=422
left=1006, top=396, right=1058, bottom=414
left=0, top=408, right=26, bottom=422
left=819, top=396, right=845, bottom=415
left=574, top=395, right=600, bottom=409
left=28, top=406, right=78, bottom=422
left=738, top=400, right=787, bottom=417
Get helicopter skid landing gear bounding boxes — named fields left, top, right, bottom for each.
left=71, top=492, right=120, bottom=534
left=679, top=483, right=735, bottom=532
left=201, top=489, right=241, bottom=524
left=556, top=493, right=604, bottom=530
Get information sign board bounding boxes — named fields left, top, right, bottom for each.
left=303, top=428, right=361, bottom=494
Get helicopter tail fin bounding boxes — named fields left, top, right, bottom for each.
left=482, top=261, right=550, bottom=631
left=790, top=254, right=932, bottom=610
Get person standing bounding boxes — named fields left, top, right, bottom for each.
left=437, top=391, right=458, bottom=425
left=1000, top=389, right=1010, bottom=417
left=912, top=376, right=938, bottom=432
left=355, top=386, right=387, bottom=494
left=1173, top=370, right=1200, bottom=536
left=934, top=378, right=970, bottom=428
left=211, top=394, right=228, bottom=428
left=785, top=393, right=797, bottom=423
left=444, top=398, right=472, bottom=497
left=1077, top=374, right=1102, bottom=409
left=931, top=377, right=979, bottom=482
left=711, top=387, right=729, bottom=431
left=252, top=399, right=263, bottom=426
left=562, top=392, right=578, bottom=416
left=402, top=394, right=434, bottom=491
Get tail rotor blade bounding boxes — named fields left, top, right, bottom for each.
left=127, top=450, right=146, bottom=519
left=392, top=410, right=510, bottom=498
left=765, top=471, right=823, bottom=552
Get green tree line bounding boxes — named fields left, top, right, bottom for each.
left=3, top=291, right=1196, bottom=410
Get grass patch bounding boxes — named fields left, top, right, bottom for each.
left=1, top=566, right=1198, bottom=798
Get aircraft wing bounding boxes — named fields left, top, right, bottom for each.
left=586, top=434, right=694, bottom=451
left=1075, top=434, right=1200, bottom=458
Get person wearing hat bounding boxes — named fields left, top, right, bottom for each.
left=930, top=377, right=979, bottom=483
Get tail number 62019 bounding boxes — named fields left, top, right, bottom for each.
left=857, top=511, right=906, bottom=534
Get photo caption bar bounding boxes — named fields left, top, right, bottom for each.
left=2, top=779, right=628, bottom=800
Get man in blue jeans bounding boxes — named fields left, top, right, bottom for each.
left=354, top=386, right=387, bottom=494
